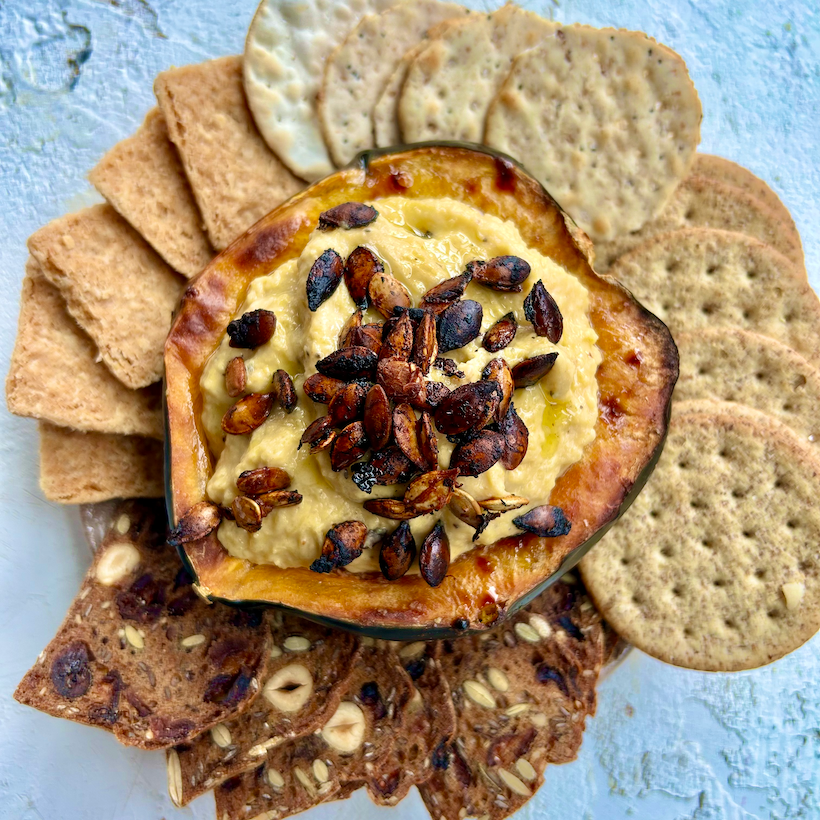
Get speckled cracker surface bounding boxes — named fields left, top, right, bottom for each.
left=89, top=107, right=213, bottom=278
left=155, top=56, right=302, bottom=250
left=420, top=580, right=604, bottom=820
left=373, top=42, right=422, bottom=148
left=244, top=0, right=399, bottom=182
left=27, top=204, right=184, bottom=389
left=485, top=26, right=701, bottom=242
left=14, top=500, right=272, bottom=748
left=319, top=0, right=469, bottom=166
left=398, top=5, right=556, bottom=144
left=6, top=259, right=163, bottom=439
left=594, top=175, right=805, bottom=271
left=608, top=228, right=820, bottom=362
left=38, top=422, right=164, bottom=503
left=581, top=408, right=820, bottom=671
left=173, top=616, right=360, bottom=805
left=675, top=328, right=820, bottom=446
left=214, top=645, right=413, bottom=819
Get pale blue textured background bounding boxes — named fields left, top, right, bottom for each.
left=0, top=1, right=818, bottom=819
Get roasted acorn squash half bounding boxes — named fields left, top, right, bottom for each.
left=165, top=143, right=678, bottom=639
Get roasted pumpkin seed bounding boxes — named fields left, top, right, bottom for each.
left=168, top=501, right=221, bottom=546
left=468, top=255, right=531, bottom=292
left=434, top=357, right=465, bottom=379
left=419, top=521, right=449, bottom=587
left=368, top=270, right=411, bottom=318
left=352, top=446, right=416, bottom=493
left=523, top=279, right=563, bottom=342
left=236, top=466, right=291, bottom=496
left=318, top=202, right=378, bottom=231
left=232, top=496, right=263, bottom=532
left=420, top=271, right=472, bottom=308
left=482, top=312, right=518, bottom=353
left=423, top=381, right=451, bottom=409
left=221, top=392, right=274, bottom=435
left=437, top=299, right=483, bottom=353
left=393, top=403, right=425, bottom=468
left=227, top=309, right=277, bottom=348
left=257, top=490, right=303, bottom=514
left=338, top=309, right=363, bottom=347
left=363, top=498, right=419, bottom=520
left=418, top=411, right=439, bottom=470
left=377, top=521, right=416, bottom=581
left=412, top=310, right=438, bottom=375
left=450, top=430, right=505, bottom=476
left=310, top=520, right=369, bottom=573
left=328, top=382, right=367, bottom=427
left=513, top=505, right=571, bottom=537
left=225, top=356, right=247, bottom=397
left=344, top=246, right=383, bottom=308
left=380, top=311, right=414, bottom=361
left=273, top=369, right=297, bottom=412
left=498, top=404, right=529, bottom=470
left=303, top=373, right=345, bottom=404
left=330, top=421, right=369, bottom=471
left=482, top=358, right=513, bottom=421
left=449, top=487, right=483, bottom=528
left=316, top=346, right=378, bottom=380
left=478, top=495, right=528, bottom=512
left=362, top=384, right=392, bottom=451
left=433, top=381, right=500, bottom=436
left=512, top=352, right=559, bottom=389
left=376, top=359, right=424, bottom=404
left=300, top=416, right=336, bottom=453
left=348, top=325, right=383, bottom=354
left=404, top=468, right=458, bottom=514
left=306, top=249, right=344, bottom=312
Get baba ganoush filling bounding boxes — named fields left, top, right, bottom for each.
left=199, top=196, right=601, bottom=577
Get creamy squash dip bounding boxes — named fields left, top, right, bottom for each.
left=200, top=196, right=601, bottom=573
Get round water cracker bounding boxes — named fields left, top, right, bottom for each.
left=484, top=26, right=701, bottom=243
left=318, top=0, right=470, bottom=166
left=594, top=175, right=805, bottom=272
left=608, top=228, right=820, bottom=363
left=580, top=406, right=820, bottom=671
left=675, top=328, right=820, bottom=446
left=398, top=5, right=556, bottom=145
left=243, top=0, right=399, bottom=182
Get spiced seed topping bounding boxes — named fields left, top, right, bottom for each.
left=468, top=255, right=531, bottom=292
left=393, top=403, right=425, bottom=468
left=306, top=249, right=344, bottom=312
left=420, top=270, right=472, bottom=308
left=363, top=498, right=419, bottom=520
left=299, top=416, right=335, bottom=452
left=483, top=312, right=518, bottom=353
left=423, top=381, right=452, bottom=409
left=303, top=373, right=345, bottom=404
left=433, top=381, right=500, bottom=436
left=362, top=384, right=392, bottom=451
left=236, top=466, right=291, bottom=496
left=419, top=521, right=449, bottom=587
left=339, top=308, right=363, bottom=347
left=380, top=311, right=414, bottom=361
left=412, top=310, right=438, bottom=375
left=512, top=352, right=559, bottom=389
left=168, top=501, right=221, bottom=546
left=330, top=421, right=369, bottom=471
left=225, top=356, right=247, bottom=397
left=328, top=382, right=367, bottom=427
left=368, top=270, right=411, bottom=318
left=348, top=325, right=383, bottom=354
left=499, top=404, right=529, bottom=470
left=257, top=490, right=303, bottom=513
left=352, top=446, right=416, bottom=493
left=273, top=370, right=297, bottom=412
left=513, top=505, right=571, bottom=538
left=232, top=496, right=263, bottom=533
left=316, top=346, right=378, bottom=380
left=376, top=359, right=425, bottom=404
left=227, top=309, right=277, bottom=349
left=221, top=391, right=274, bottom=435
left=437, top=299, right=483, bottom=353
left=344, top=246, right=384, bottom=308
left=318, top=202, right=378, bottom=231
left=310, top=520, right=369, bottom=573
left=450, top=430, right=505, bottom=477
left=418, top=411, right=439, bottom=470
left=378, top=521, right=416, bottom=581
left=404, top=468, right=459, bottom=515
left=448, top=487, right=483, bottom=528
left=482, top=358, right=514, bottom=421
left=523, top=279, right=563, bottom=342
left=478, top=495, right=529, bottom=512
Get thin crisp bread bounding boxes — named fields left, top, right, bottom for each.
left=675, top=328, right=820, bottom=447
left=154, top=56, right=303, bottom=251
left=420, top=580, right=604, bottom=820
left=373, top=42, right=423, bottom=148
left=594, top=175, right=805, bottom=271
left=27, top=204, right=185, bottom=389
left=6, top=259, right=163, bottom=439
left=318, top=1, right=470, bottom=166
left=485, top=26, right=701, bottom=241
left=608, top=228, right=820, bottom=362
left=89, top=107, right=213, bottom=278
left=38, top=422, right=164, bottom=504
left=14, top=500, right=272, bottom=747
left=172, top=616, right=360, bottom=805
left=398, top=5, right=556, bottom=144
left=580, top=407, right=820, bottom=671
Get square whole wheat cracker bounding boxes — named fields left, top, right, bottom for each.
left=6, top=259, right=163, bottom=439
left=173, top=615, right=361, bottom=805
left=420, top=579, right=604, bottom=820
left=154, top=56, right=303, bottom=251
left=580, top=406, right=820, bottom=671
left=27, top=204, right=185, bottom=389
left=14, top=499, right=273, bottom=748
left=38, top=422, right=164, bottom=504
left=213, top=645, right=414, bottom=820
left=89, top=107, right=213, bottom=278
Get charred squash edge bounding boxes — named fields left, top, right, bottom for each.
left=164, top=142, right=678, bottom=639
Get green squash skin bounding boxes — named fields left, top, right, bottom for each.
left=164, top=141, right=679, bottom=639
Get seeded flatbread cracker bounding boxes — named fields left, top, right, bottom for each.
left=38, top=422, right=164, bottom=503
left=675, top=328, right=820, bottom=446
left=398, top=5, right=556, bottom=144
left=594, top=175, right=805, bottom=272
left=318, top=1, right=469, bottom=166
left=243, top=0, right=399, bottom=182
left=608, top=228, right=820, bottom=362
left=485, top=26, right=701, bottom=242
left=154, top=56, right=302, bottom=251
left=373, top=43, right=421, bottom=148
left=14, top=500, right=272, bottom=747
left=420, top=580, right=604, bottom=820
left=367, top=641, right=456, bottom=805
left=580, top=407, right=820, bottom=671
left=214, top=645, right=413, bottom=819
left=27, top=204, right=184, bottom=389
left=89, top=107, right=213, bottom=278
left=6, top=259, right=163, bottom=439
left=172, top=616, right=360, bottom=805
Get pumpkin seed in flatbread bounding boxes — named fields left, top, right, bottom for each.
left=398, top=5, right=556, bottom=144
left=608, top=228, right=820, bottom=362
left=580, top=407, right=820, bottom=671
left=594, top=175, right=805, bottom=272
left=485, top=26, right=701, bottom=242
left=319, top=0, right=469, bottom=166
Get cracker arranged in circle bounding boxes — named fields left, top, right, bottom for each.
left=485, top=26, right=701, bottom=242
left=608, top=228, right=820, bottom=363
left=319, top=0, right=469, bottom=166
left=243, top=0, right=399, bottom=182
left=14, top=500, right=272, bottom=747
left=675, top=328, right=820, bottom=446
left=172, top=616, right=360, bottom=806
left=420, top=580, right=604, bottom=820
left=581, top=407, right=820, bottom=671
left=398, top=5, right=556, bottom=144
left=594, top=175, right=805, bottom=271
